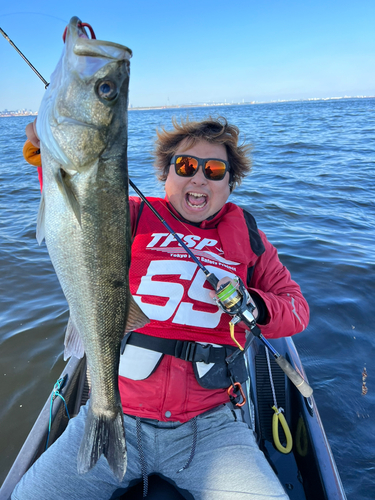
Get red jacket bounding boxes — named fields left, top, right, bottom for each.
left=118, top=197, right=309, bottom=422
left=35, top=167, right=309, bottom=422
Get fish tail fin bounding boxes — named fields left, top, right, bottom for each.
left=77, top=406, right=127, bottom=481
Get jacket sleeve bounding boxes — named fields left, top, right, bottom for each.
left=248, top=230, right=309, bottom=339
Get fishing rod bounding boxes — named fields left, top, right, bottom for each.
left=129, top=180, right=220, bottom=289
left=129, top=180, right=313, bottom=398
left=1, top=25, right=313, bottom=399
left=0, top=27, right=49, bottom=88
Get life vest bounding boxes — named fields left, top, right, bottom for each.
left=119, top=199, right=265, bottom=388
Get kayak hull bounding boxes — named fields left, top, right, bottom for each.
left=0, top=336, right=347, bottom=500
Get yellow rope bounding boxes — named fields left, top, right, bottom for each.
left=272, top=405, right=293, bottom=454
left=295, top=416, right=308, bottom=457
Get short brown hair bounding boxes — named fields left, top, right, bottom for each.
left=154, top=116, right=252, bottom=191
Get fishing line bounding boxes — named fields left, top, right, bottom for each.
left=0, top=13, right=68, bottom=88
left=130, top=184, right=313, bottom=398
left=130, top=183, right=210, bottom=246
left=0, top=26, right=49, bottom=88
left=129, top=179, right=219, bottom=288
left=0, top=12, right=68, bottom=24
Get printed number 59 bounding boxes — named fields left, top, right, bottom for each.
left=133, top=260, right=235, bottom=328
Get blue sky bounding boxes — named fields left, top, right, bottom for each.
left=1, top=0, right=375, bottom=110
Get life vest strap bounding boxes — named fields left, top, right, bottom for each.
left=125, top=331, right=236, bottom=364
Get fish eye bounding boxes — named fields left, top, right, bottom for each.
left=96, top=79, right=118, bottom=101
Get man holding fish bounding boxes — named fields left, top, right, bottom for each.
left=13, top=16, right=309, bottom=500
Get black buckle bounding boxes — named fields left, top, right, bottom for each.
left=192, top=344, right=212, bottom=363
left=183, top=342, right=197, bottom=362
left=175, top=340, right=193, bottom=361
left=174, top=341, right=213, bottom=363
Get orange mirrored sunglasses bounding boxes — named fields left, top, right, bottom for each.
left=171, top=155, right=230, bottom=181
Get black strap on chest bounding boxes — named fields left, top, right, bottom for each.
left=125, top=331, right=236, bottom=364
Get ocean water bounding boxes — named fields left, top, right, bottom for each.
left=0, top=99, right=374, bottom=498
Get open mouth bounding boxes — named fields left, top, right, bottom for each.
left=186, top=192, right=208, bottom=209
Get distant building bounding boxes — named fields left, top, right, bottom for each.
left=0, top=109, right=38, bottom=118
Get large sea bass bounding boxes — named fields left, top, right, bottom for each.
left=36, top=17, right=149, bottom=480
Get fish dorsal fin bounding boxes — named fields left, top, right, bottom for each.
left=64, top=316, right=85, bottom=360
left=125, top=295, right=150, bottom=333
left=36, top=191, right=46, bottom=245
left=56, top=169, right=82, bottom=226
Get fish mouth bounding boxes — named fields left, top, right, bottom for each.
left=73, top=39, right=133, bottom=59
left=55, top=115, right=101, bottom=130
left=37, top=16, right=132, bottom=171
left=65, top=16, right=133, bottom=60
left=186, top=192, right=208, bottom=209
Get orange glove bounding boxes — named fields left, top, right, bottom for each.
left=23, top=139, right=42, bottom=167
left=24, top=119, right=41, bottom=167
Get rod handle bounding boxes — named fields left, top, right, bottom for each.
left=275, top=355, right=313, bottom=398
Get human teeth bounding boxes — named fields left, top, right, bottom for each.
left=186, top=192, right=207, bottom=209
left=188, top=192, right=207, bottom=198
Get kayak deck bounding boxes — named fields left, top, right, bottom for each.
left=0, top=337, right=347, bottom=500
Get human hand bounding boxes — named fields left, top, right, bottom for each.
left=208, top=277, right=237, bottom=300
left=209, top=276, right=259, bottom=320
left=25, top=118, right=40, bottom=148
left=23, top=118, right=41, bottom=167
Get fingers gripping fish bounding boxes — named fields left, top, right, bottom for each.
left=35, top=17, right=149, bottom=481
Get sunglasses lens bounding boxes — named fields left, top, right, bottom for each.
left=174, top=156, right=228, bottom=180
left=205, top=160, right=227, bottom=180
left=175, top=156, right=198, bottom=177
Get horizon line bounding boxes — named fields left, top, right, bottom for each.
left=1, top=95, right=374, bottom=117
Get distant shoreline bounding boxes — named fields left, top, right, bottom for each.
left=1, top=95, right=374, bottom=117
left=0, top=112, right=38, bottom=118
left=128, top=95, right=375, bottom=112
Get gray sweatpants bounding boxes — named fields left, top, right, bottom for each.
left=12, top=402, right=289, bottom=500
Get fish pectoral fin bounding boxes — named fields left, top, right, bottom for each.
left=64, top=317, right=85, bottom=360
left=36, top=191, right=46, bottom=245
left=125, top=296, right=150, bottom=333
left=56, top=169, right=82, bottom=226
